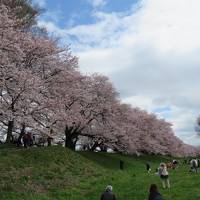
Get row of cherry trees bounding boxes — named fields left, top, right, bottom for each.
left=0, top=1, right=198, bottom=156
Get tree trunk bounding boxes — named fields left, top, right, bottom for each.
left=47, top=137, right=52, bottom=146
left=64, top=125, right=77, bottom=150
left=6, top=120, right=14, bottom=143
left=65, top=138, right=76, bottom=150
left=17, top=123, right=26, bottom=146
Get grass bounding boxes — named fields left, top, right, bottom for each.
left=0, top=144, right=199, bottom=200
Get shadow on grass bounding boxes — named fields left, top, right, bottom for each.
left=78, top=151, right=124, bottom=170
left=78, top=151, right=173, bottom=172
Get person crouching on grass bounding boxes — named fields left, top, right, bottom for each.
left=158, top=163, right=170, bottom=189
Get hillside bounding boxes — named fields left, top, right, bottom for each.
left=0, top=145, right=200, bottom=200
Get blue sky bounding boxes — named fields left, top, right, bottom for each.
left=35, top=0, right=139, bottom=27
left=33, top=0, right=141, bottom=47
left=33, top=0, right=200, bottom=146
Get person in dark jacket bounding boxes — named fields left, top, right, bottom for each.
left=148, top=184, right=163, bottom=200
left=22, top=133, right=29, bottom=148
left=101, top=185, right=117, bottom=200
left=146, top=163, right=151, bottom=173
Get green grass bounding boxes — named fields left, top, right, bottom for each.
left=0, top=144, right=199, bottom=200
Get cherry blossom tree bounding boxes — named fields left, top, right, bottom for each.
left=0, top=1, right=199, bottom=157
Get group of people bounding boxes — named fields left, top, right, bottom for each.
left=22, top=132, right=34, bottom=148
left=100, top=184, right=164, bottom=200
left=16, top=131, right=54, bottom=148
left=100, top=162, right=170, bottom=200
left=101, top=158, right=200, bottom=199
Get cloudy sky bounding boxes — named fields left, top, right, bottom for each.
left=33, top=0, right=200, bottom=145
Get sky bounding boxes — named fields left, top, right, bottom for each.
left=32, top=0, right=200, bottom=146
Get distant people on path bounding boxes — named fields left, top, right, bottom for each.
left=148, top=184, right=163, bottom=200
left=47, top=129, right=54, bottom=146
left=146, top=163, right=151, bottom=173
left=158, top=163, right=170, bottom=189
left=22, top=133, right=29, bottom=148
left=22, top=132, right=33, bottom=148
left=101, top=185, right=117, bottom=200
left=27, top=132, right=33, bottom=146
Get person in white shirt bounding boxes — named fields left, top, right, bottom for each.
left=158, top=163, right=170, bottom=189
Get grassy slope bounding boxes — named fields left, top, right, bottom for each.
left=0, top=145, right=200, bottom=200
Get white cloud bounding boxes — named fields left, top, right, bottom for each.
left=86, top=0, right=107, bottom=8
left=32, top=0, right=46, bottom=7
left=38, top=0, right=200, bottom=146
left=38, top=21, right=66, bottom=36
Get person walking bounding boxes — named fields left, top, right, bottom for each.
left=148, top=184, right=164, bottom=200
left=158, top=163, right=170, bottom=189
left=100, top=185, right=117, bottom=200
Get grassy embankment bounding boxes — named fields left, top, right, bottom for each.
left=0, top=144, right=200, bottom=200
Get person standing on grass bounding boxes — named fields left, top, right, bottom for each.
left=158, top=163, right=170, bottom=189
left=101, top=185, right=117, bottom=200
left=190, top=159, right=198, bottom=173
left=148, top=184, right=164, bottom=200
left=146, top=163, right=151, bottom=173
left=22, top=133, right=29, bottom=148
